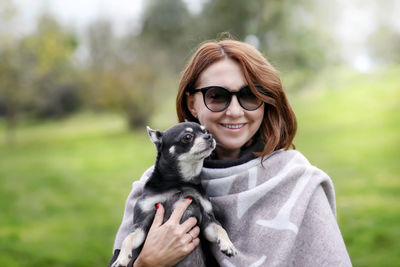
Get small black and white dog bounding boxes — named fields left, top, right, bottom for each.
left=112, top=122, right=236, bottom=267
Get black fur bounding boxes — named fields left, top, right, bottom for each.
left=111, top=122, right=235, bottom=267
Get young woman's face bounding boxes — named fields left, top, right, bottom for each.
left=187, top=58, right=264, bottom=160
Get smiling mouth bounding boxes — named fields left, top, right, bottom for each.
left=221, top=123, right=246, bottom=129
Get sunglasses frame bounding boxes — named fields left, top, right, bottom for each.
left=188, top=85, right=264, bottom=112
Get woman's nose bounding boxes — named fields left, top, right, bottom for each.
left=226, top=95, right=244, bottom=117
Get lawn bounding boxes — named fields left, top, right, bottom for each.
left=0, top=66, right=399, bottom=266
left=290, top=66, right=400, bottom=266
left=0, top=113, right=156, bottom=266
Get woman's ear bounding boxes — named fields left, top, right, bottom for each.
left=186, top=92, right=198, bottom=118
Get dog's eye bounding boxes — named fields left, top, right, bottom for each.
left=181, top=133, right=194, bottom=143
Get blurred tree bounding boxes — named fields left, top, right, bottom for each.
left=0, top=0, right=345, bottom=134
left=199, top=0, right=254, bottom=39
left=0, top=48, right=20, bottom=144
left=368, top=25, right=400, bottom=66
left=120, top=0, right=193, bottom=127
left=0, top=0, right=19, bottom=143
left=85, top=18, right=158, bottom=129
left=85, top=18, right=117, bottom=108
left=368, top=0, right=400, bottom=65
left=199, top=0, right=336, bottom=79
left=139, top=0, right=193, bottom=69
left=0, top=0, right=17, bottom=38
left=17, top=13, right=82, bottom=118
left=83, top=0, right=196, bottom=129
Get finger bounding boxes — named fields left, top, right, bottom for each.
left=169, top=198, right=192, bottom=223
left=184, top=226, right=200, bottom=243
left=180, top=217, right=198, bottom=233
left=187, top=237, right=200, bottom=251
left=184, top=232, right=194, bottom=243
left=151, top=203, right=165, bottom=227
left=188, top=226, right=200, bottom=239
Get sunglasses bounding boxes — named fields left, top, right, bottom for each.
left=188, top=85, right=264, bottom=112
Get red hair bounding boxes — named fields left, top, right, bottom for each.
left=176, top=39, right=297, bottom=157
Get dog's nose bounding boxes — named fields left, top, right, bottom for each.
left=204, top=133, right=213, bottom=141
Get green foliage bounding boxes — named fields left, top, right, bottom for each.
left=0, top=0, right=21, bottom=141
left=84, top=18, right=161, bottom=129
left=0, top=47, right=20, bottom=143
left=200, top=0, right=254, bottom=38
left=2, top=0, right=399, bottom=135
left=21, top=15, right=77, bottom=75
left=199, top=0, right=336, bottom=72
left=0, top=12, right=82, bottom=124
left=368, top=24, right=400, bottom=65
left=17, top=14, right=81, bottom=118
left=141, top=0, right=190, bottom=47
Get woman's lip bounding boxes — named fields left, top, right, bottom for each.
left=220, top=123, right=246, bottom=129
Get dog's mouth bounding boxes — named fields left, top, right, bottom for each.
left=194, top=147, right=213, bottom=156
left=193, top=140, right=215, bottom=157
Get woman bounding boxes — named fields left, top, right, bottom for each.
left=109, top=39, right=352, bottom=266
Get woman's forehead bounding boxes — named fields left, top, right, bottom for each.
left=196, top=58, right=246, bottom=89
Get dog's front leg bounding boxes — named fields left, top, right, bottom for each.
left=203, top=222, right=237, bottom=257
left=111, top=228, right=146, bottom=267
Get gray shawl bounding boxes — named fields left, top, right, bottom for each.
left=112, top=149, right=352, bottom=266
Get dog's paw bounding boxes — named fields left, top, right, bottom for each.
left=218, top=239, right=237, bottom=257
left=111, top=254, right=131, bottom=267
left=111, top=260, right=127, bottom=267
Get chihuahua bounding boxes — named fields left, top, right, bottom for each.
left=111, top=122, right=236, bottom=267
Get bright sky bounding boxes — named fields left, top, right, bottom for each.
left=334, top=0, right=400, bottom=71
left=13, top=0, right=145, bottom=36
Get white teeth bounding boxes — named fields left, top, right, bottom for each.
left=222, top=124, right=245, bottom=129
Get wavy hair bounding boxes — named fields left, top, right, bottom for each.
left=176, top=39, right=297, bottom=157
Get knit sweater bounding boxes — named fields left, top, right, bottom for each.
left=111, top=149, right=352, bottom=267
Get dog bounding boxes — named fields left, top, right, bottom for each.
left=111, top=122, right=237, bottom=267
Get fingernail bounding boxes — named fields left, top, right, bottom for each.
left=155, top=203, right=159, bottom=209
left=186, top=197, right=192, bottom=200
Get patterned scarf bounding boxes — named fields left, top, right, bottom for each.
left=112, top=149, right=352, bottom=266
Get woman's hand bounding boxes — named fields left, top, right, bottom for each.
left=133, top=199, right=200, bottom=267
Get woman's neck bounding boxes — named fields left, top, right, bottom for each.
left=215, top=147, right=241, bottom=161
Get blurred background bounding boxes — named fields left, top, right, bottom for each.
left=0, top=0, right=399, bottom=266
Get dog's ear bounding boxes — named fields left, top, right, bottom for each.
left=146, top=126, right=163, bottom=151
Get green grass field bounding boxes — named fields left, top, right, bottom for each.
left=0, top=113, right=157, bottom=266
left=290, top=67, right=400, bottom=266
left=0, top=67, right=399, bottom=266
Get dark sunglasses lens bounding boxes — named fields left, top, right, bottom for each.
left=238, top=86, right=262, bottom=110
left=204, top=87, right=230, bottom=111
